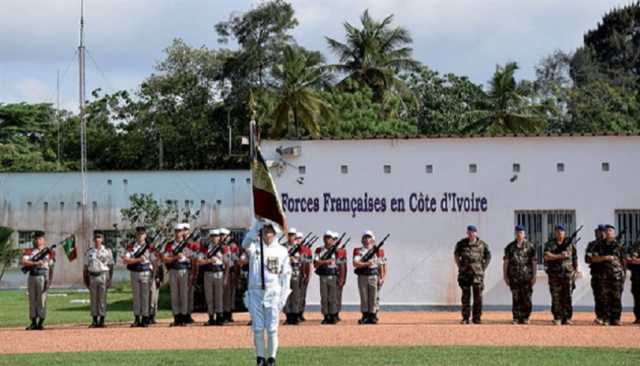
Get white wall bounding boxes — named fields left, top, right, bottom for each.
left=0, top=170, right=252, bottom=286
left=263, top=136, right=640, bottom=307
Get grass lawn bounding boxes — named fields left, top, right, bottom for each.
left=0, top=286, right=173, bottom=327
left=0, top=346, right=638, bottom=366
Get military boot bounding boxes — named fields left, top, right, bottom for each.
left=267, top=357, right=276, bottom=366
left=99, top=316, right=106, bottom=328
left=26, top=318, right=37, bottom=330
left=89, top=316, right=98, bottom=328
left=36, top=318, right=45, bottom=330
left=256, top=357, right=266, bottom=366
left=131, top=315, right=141, bottom=328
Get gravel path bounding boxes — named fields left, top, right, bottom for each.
left=1, top=312, right=638, bottom=354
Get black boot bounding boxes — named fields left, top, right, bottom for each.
left=36, top=318, right=45, bottom=330
left=327, top=314, right=336, bottom=324
left=140, top=316, right=149, bottom=327
left=370, top=312, right=379, bottom=324
left=227, top=312, right=235, bottom=323
left=335, top=313, right=341, bottom=322
left=149, top=314, right=157, bottom=324
left=299, top=312, right=306, bottom=322
left=222, top=311, right=230, bottom=323
left=267, top=357, right=276, bottom=366
left=321, top=314, right=328, bottom=324
left=216, top=313, right=225, bottom=325
left=256, top=356, right=266, bottom=366
left=131, top=315, right=141, bottom=327
left=89, top=316, right=98, bottom=328
left=99, top=316, right=106, bottom=328
left=204, top=314, right=214, bottom=326
left=358, top=312, right=367, bottom=325
left=26, top=318, right=37, bottom=330
left=185, top=314, right=194, bottom=324
left=170, top=315, right=179, bottom=327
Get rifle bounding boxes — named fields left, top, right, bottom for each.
left=616, top=230, right=627, bottom=244
left=561, top=225, right=583, bottom=249
left=133, top=232, right=165, bottom=259
left=360, top=233, right=391, bottom=262
left=305, top=236, right=319, bottom=247
left=172, top=226, right=202, bottom=256
left=288, top=232, right=313, bottom=257
left=320, top=232, right=346, bottom=260
left=206, top=243, right=224, bottom=259
left=21, top=244, right=58, bottom=273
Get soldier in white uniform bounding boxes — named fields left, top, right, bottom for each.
left=199, top=229, right=226, bottom=326
left=242, top=221, right=291, bottom=366
left=123, top=226, right=153, bottom=327
left=83, top=231, right=114, bottom=328
left=21, top=231, right=55, bottom=330
left=353, top=230, right=387, bottom=324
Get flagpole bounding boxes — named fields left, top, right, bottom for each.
left=248, top=91, right=265, bottom=290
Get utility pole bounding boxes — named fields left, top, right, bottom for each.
left=56, top=69, right=61, bottom=170
left=78, top=0, right=90, bottom=276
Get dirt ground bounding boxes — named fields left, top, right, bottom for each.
left=1, top=311, right=639, bottom=354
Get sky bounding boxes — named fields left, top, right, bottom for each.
left=0, top=0, right=632, bottom=111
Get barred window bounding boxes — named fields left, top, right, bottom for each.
left=615, top=210, right=640, bottom=247
left=515, top=210, right=576, bottom=265
left=17, top=231, right=37, bottom=249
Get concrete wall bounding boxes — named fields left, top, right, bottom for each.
left=0, top=171, right=252, bottom=286
left=262, top=136, right=640, bottom=307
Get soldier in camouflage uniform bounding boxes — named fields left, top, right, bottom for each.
left=625, top=236, right=640, bottom=324
left=590, top=225, right=625, bottom=325
left=543, top=225, right=578, bottom=325
left=454, top=225, right=491, bottom=324
left=585, top=225, right=606, bottom=324
left=503, top=225, right=536, bottom=324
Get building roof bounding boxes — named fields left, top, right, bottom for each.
left=268, top=131, right=640, bottom=141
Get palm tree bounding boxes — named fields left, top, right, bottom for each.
left=463, top=62, right=547, bottom=134
left=325, top=10, right=420, bottom=104
left=0, top=227, right=19, bottom=284
left=270, top=45, right=335, bottom=137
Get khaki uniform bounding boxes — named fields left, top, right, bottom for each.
left=503, top=240, right=536, bottom=322
left=23, top=248, right=54, bottom=320
left=543, top=239, right=577, bottom=322
left=84, top=246, right=114, bottom=317
left=314, top=246, right=346, bottom=316
left=125, top=243, right=153, bottom=317
left=336, top=248, right=348, bottom=314
left=299, top=245, right=313, bottom=316
left=284, top=245, right=304, bottom=316
left=164, top=240, right=198, bottom=316
left=223, top=243, right=240, bottom=315
left=353, top=246, right=386, bottom=313
left=199, top=244, right=226, bottom=315
left=454, top=238, right=491, bottom=321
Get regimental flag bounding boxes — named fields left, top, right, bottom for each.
left=61, top=235, right=77, bottom=262
left=252, top=147, right=287, bottom=230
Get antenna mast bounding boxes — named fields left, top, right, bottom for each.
left=78, top=0, right=89, bottom=258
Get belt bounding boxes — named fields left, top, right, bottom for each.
left=29, top=268, right=48, bottom=276
left=171, top=262, right=192, bottom=271
left=89, top=271, right=107, bottom=277
left=201, top=264, right=225, bottom=273
left=127, top=263, right=151, bottom=272
left=315, top=267, right=338, bottom=276
left=355, top=268, right=379, bottom=276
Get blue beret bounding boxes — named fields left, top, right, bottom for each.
left=467, top=225, right=477, bottom=232
left=554, top=224, right=565, bottom=231
left=597, top=224, right=606, bottom=231
left=515, top=225, right=525, bottom=232
left=604, top=224, right=615, bottom=230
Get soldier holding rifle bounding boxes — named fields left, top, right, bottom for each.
left=353, top=231, right=388, bottom=325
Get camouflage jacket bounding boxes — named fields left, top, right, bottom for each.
left=626, top=241, right=640, bottom=275
left=592, top=240, right=625, bottom=278
left=503, top=240, right=536, bottom=283
left=455, top=238, right=491, bottom=284
left=585, top=239, right=604, bottom=274
left=543, top=239, right=577, bottom=277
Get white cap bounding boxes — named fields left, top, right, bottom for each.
left=219, top=228, right=231, bottom=235
left=331, top=232, right=339, bottom=239
left=295, top=232, right=304, bottom=239
left=324, top=230, right=334, bottom=237
left=182, top=223, right=191, bottom=230
left=208, top=229, right=220, bottom=236
left=174, top=223, right=183, bottom=230
left=362, top=230, right=375, bottom=240
left=288, top=227, right=297, bottom=235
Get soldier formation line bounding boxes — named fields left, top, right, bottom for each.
left=20, top=223, right=640, bottom=331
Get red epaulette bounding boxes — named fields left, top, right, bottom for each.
left=337, top=248, right=347, bottom=258
left=315, top=247, right=322, bottom=255
left=164, top=243, right=174, bottom=253
left=353, top=248, right=362, bottom=257
left=23, top=248, right=33, bottom=256
left=127, top=243, right=134, bottom=252
left=377, top=248, right=385, bottom=258
left=188, top=242, right=201, bottom=251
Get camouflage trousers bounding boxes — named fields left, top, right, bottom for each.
left=460, top=284, right=483, bottom=320
left=597, top=273, right=624, bottom=322
left=590, top=273, right=604, bottom=320
left=632, top=273, right=640, bottom=321
left=509, top=283, right=532, bottom=321
left=548, top=275, right=572, bottom=321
